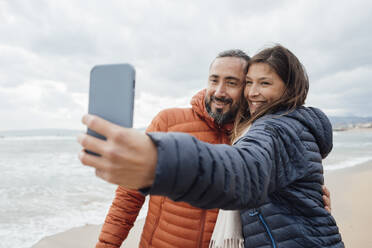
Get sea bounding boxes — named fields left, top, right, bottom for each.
left=0, top=129, right=371, bottom=248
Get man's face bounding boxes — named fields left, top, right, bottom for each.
left=205, top=57, right=246, bottom=125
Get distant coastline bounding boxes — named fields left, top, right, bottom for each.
left=333, top=122, right=372, bottom=132
left=329, top=116, right=372, bottom=132
left=0, top=127, right=146, bottom=138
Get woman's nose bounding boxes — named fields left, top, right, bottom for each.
left=248, top=84, right=259, bottom=97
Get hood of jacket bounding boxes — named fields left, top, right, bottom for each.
left=190, top=89, right=233, bottom=134
left=277, top=106, right=333, bottom=159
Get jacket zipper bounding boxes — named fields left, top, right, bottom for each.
left=197, top=210, right=207, bottom=247
left=149, top=197, right=165, bottom=246
left=249, top=210, right=277, bottom=248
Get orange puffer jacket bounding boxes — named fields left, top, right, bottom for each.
left=96, top=89, right=232, bottom=248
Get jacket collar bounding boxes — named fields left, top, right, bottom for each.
left=190, top=89, right=234, bottom=133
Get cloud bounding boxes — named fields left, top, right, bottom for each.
left=0, top=80, right=86, bottom=130
left=0, top=0, right=371, bottom=130
left=307, top=65, right=372, bottom=116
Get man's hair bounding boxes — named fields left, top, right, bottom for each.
left=211, top=49, right=250, bottom=73
left=216, top=49, right=250, bottom=62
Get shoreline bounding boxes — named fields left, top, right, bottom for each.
left=32, top=161, right=372, bottom=248
left=32, top=218, right=145, bottom=248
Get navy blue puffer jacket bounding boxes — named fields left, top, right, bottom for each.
left=145, top=107, right=344, bottom=248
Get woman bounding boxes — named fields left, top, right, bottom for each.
left=79, top=45, right=344, bottom=247
left=208, top=45, right=341, bottom=248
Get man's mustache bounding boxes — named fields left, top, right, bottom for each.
left=210, top=95, right=233, bottom=104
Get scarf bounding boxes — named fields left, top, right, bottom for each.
left=209, top=125, right=251, bottom=248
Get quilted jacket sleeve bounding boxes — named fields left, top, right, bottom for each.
left=96, top=188, right=145, bottom=248
left=145, top=117, right=314, bottom=210
left=96, top=112, right=168, bottom=248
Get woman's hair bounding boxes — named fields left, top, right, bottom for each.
left=231, top=44, right=309, bottom=142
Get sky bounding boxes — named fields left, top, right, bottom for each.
left=0, top=0, right=371, bottom=131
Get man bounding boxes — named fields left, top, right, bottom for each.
left=79, top=50, right=331, bottom=248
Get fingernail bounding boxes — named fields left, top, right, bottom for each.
left=82, top=114, right=91, bottom=124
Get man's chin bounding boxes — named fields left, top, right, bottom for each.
left=211, top=107, right=229, bottom=116
left=205, top=98, right=237, bottom=125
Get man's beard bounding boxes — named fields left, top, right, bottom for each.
left=205, top=95, right=239, bottom=126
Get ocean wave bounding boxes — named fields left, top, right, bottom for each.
left=2, top=201, right=111, bottom=248
left=324, top=157, right=372, bottom=171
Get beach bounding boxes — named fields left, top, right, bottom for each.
left=32, top=161, right=372, bottom=247
left=324, top=161, right=372, bottom=247
left=32, top=218, right=145, bottom=248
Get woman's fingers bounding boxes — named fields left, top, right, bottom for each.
left=82, top=114, right=122, bottom=139
left=78, top=115, right=157, bottom=189
left=79, top=149, right=108, bottom=171
left=77, top=133, right=107, bottom=156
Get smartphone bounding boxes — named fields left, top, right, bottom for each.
left=86, top=63, right=135, bottom=155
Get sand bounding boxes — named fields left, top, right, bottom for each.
left=324, top=161, right=372, bottom=247
left=32, top=162, right=372, bottom=247
left=32, top=218, right=144, bottom=248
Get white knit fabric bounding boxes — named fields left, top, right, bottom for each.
left=209, top=126, right=251, bottom=248
left=209, top=210, right=244, bottom=248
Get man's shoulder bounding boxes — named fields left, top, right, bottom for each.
left=157, top=107, right=193, bottom=116
left=147, top=107, right=195, bottom=131
left=148, top=106, right=212, bottom=133
left=154, top=107, right=201, bottom=124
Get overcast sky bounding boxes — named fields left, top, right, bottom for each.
left=0, top=0, right=371, bottom=131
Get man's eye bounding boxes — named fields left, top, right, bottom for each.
left=227, top=81, right=237, bottom=86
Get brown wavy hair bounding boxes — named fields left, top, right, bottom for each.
left=231, top=44, right=309, bottom=142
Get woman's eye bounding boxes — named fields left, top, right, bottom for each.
left=261, top=81, right=271, bottom=85
left=246, top=81, right=253, bottom=85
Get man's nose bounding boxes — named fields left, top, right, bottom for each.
left=215, top=83, right=227, bottom=97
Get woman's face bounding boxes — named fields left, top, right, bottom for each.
left=244, top=63, right=286, bottom=115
